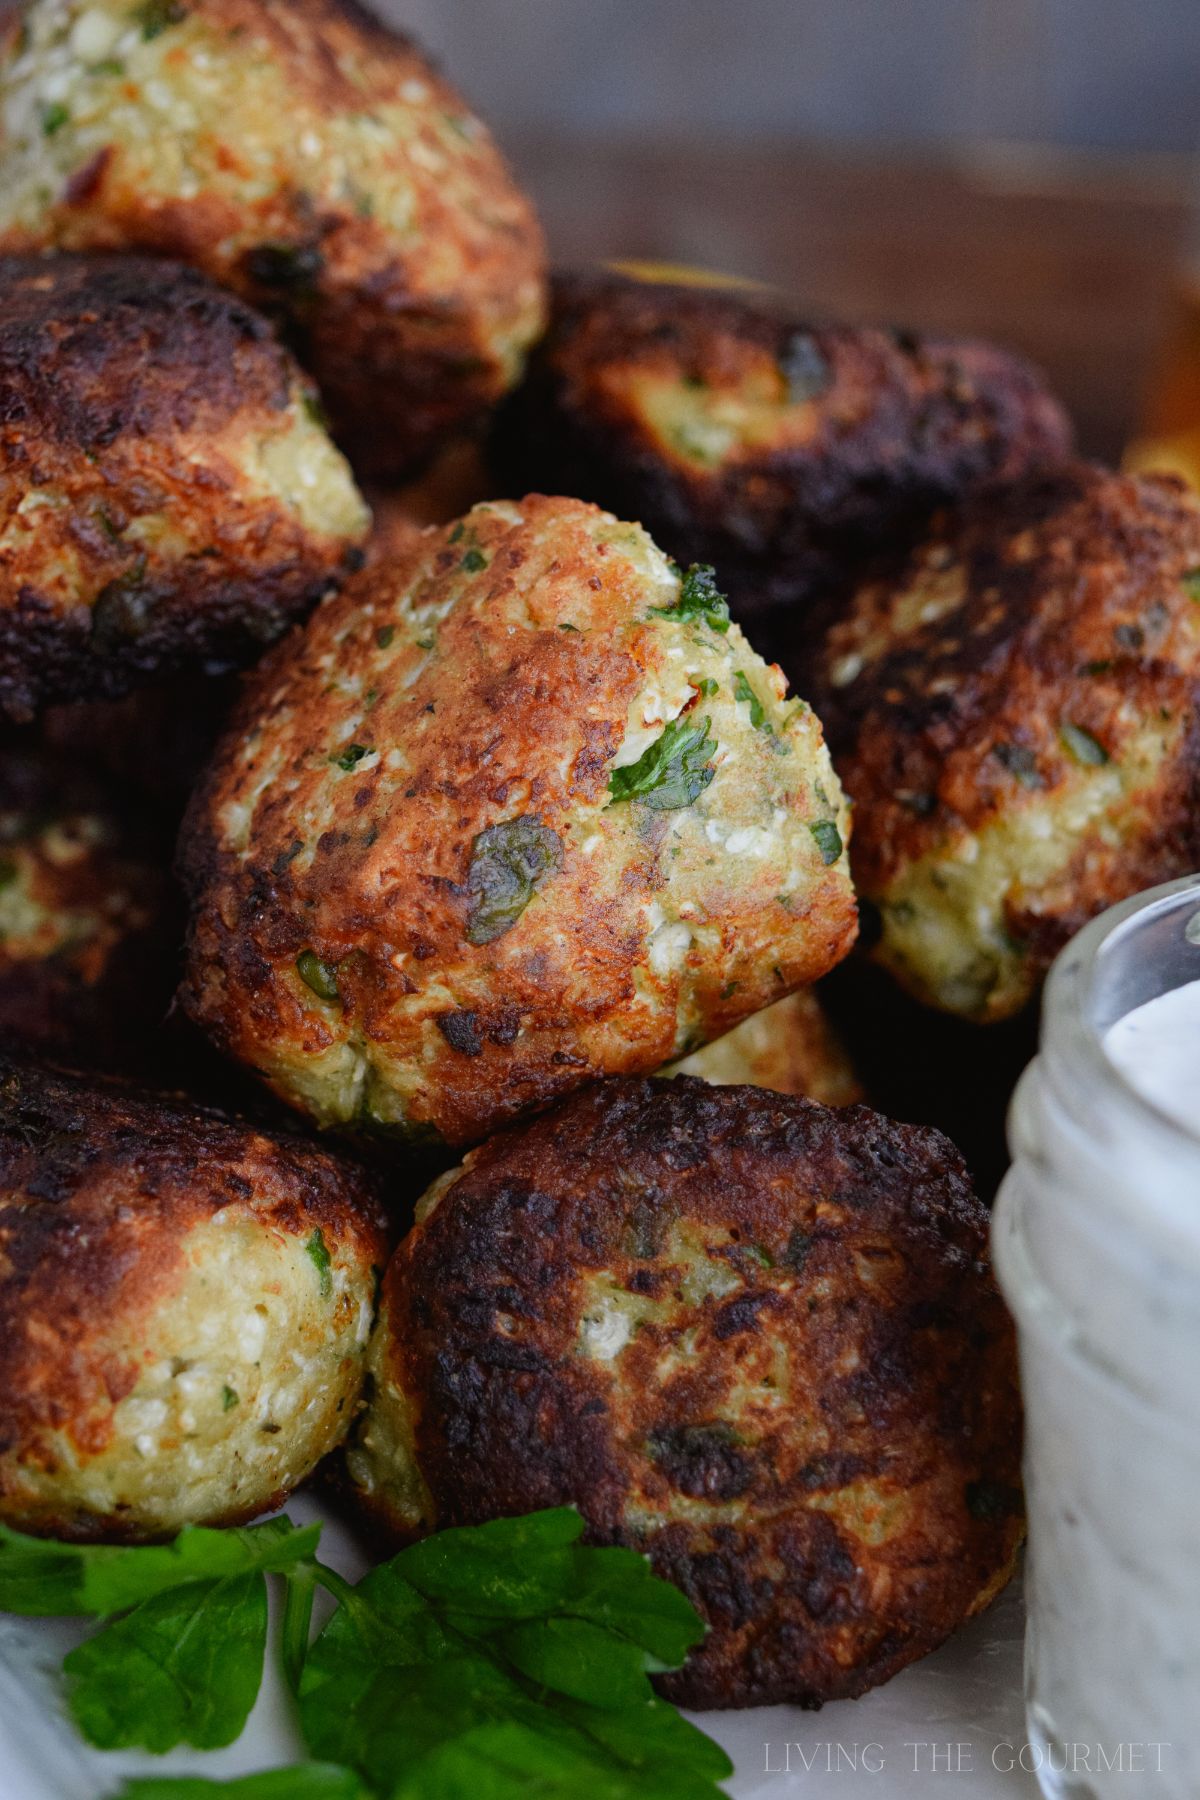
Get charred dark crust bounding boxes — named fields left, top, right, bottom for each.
left=491, top=271, right=1071, bottom=652
left=0, top=1059, right=390, bottom=1495
left=377, top=1077, right=1023, bottom=1709
left=0, top=253, right=363, bottom=717
left=819, top=463, right=1200, bottom=982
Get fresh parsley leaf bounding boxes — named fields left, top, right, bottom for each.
left=461, top=547, right=488, bottom=573
left=297, top=949, right=340, bottom=1002
left=66, top=1570, right=268, bottom=1751
left=40, top=100, right=69, bottom=134
left=732, top=670, right=765, bottom=729
left=306, top=1227, right=333, bottom=1298
left=375, top=624, right=396, bottom=648
left=609, top=717, right=717, bottom=811
left=0, top=1516, right=318, bottom=1617
left=465, top=817, right=563, bottom=946
left=116, top=1767, right=368, bottom=1798
left=298, top=1510, right=730, bottom=1800
left=650, top=564, right=731, bottom=632
left=809, top=819, right=843, bottom=865
left=1059, top=721, right=1110, bottom=766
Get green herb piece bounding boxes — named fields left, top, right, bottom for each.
left=809, top=820, right=843, bottom=866
left=40, top=101, right=69, bottom=134
left=66, top=1569, right=267, bottom=1751
left=609, top=717, right=718, bottom=812
left=133, top=0, right=187, bottom=38
left=448, top=521, right=466, bottom=544
left=375, top=624, right=395, bottom=648
left=993, top=742, right=1043, bottom=789
left=296, top=949, right=340, bottom=1003
left=305, top=1228, right=333, bottom=1299
left=1182, top=568, right=1200, bottom=603
left=301, top=390, right=329, bottom=429
left=221, top=1386, right=239, bottom=1411
left=1059, top=722, right=1110, bottom=767
left=650, top=564, right=731, bottom=633
left=466, top=816, right=563, bottom=946
left=732, top=670, right=765, bottom=729
left=298, top=1509, right=731, bottom=1800
left=1080, top=659, right=1113, bottom=676
left=89, top=56, right=125, bottom=74
left=0, top=1515, right=318, bottom=1618
left=461, top=547, right=488, bottom=573
left=331, top=743, right=370, bottom=772
left=117, top=1771, right=368, bottom=1799
left=694, top=677, right=719, bottom=696
left=559, top=621, right=580, bottom=632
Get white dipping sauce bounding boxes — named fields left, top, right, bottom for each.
left=993, top=887, right=1200, bottom=1800
left=1104, top=976, right=1200, bottom=1134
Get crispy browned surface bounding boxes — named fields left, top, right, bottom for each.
left=0, top=253, right=366, bottom=718
left=179, top=495, right=856, bottom=1146
left=0, top=1058, right=389, bottom=1540
left=492, top=271, right=1071, bottom=656
left=819, top=463, right=1200, bottom=1018
left=0, top=746, right=178, bottom=1066
left=364, top=1077, right=1021, bottom=1709
left=0, top=0, right=546, bottom=478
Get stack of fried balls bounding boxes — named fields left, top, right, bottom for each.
left=0, top=0, right=1193, bottom=1715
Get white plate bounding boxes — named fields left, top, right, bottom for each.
left=0, top=1494, right=1037, bottom=1798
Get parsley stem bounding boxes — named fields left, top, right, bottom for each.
left=281, top=1562, right=319, bottom=1694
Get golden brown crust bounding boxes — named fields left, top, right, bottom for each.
left=0, top=0, right=547, bottom=477
left=366, top=1077, right=1022, bottom=1709
left=492, top=271, right=1071, bottom=651
left=0, top=252, right=367, bottom=718
left=179, top=495, right=857, bottom=1145
left=819, top=463, right=1200, bottom=1018
left=0, top=1058, right=389, bottom=1540
left=0, top=745, right=178, bottom=1066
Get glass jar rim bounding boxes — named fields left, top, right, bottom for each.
left=1042, top=872, right=1200, bottom=1158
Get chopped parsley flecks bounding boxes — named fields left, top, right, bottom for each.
left=1059, top=722, right=1110, bottom=767
left=695, top=677, right=719, bottom=696
left=296, top=950, right=340, bottom=1004
left=375, top=624, right=395, bottom=649
left=221, top=1386, right=239, bottom=1412
left=40, top=101, right=69, bottom=135
left=650, top=563, right=731, bottom=633
left=305, top=1229, right=333, bottom=1299
left=464, top=816, right=563, bottom=946
left=133, top=0, right=187, bottom=37
left=460, top=547, right=488, bottom=574
left=993, top=742, right=1044, bottom=789
left=809, top=819, right=843, bottom=866
left=733, top=669, right=765, bottom=729
left=331, top=743, right=370, bottom=772
left=1182, top=568, right=1200, bottom=604
left=609, top=716, right=718, bottom=811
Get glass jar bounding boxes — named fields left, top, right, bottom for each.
left=993, top=875, right=1200, bottom=1800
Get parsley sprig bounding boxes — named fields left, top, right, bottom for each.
left=650, top=564, right=731, bottom=632
left=1, top=1508, right=732, bottom=1799
left=609, top=716, right=718, bottom=811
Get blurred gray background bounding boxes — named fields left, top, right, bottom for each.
left=384, top=0, right=1200, bottom=154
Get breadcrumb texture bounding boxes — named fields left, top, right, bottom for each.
left=179, top=495, right=857, bottom=1146
left=819, top=464, right=1200, bottom=1020
left=0, top=1060, right=388, bottom=1540
left=0, top=0, right=547, bottom=476
left=493, top=270, right=1071, bottom=646
left=346, top=1077, right=1022, bottom=1709
left=0, top=251, right=368, bottom=717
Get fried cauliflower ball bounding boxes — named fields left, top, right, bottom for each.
left=493, top=271, right=1071, bottom=654
left=668, top=989, right=862, bottom=1106
left=179, top=496, right=858, bottom=1147
left=344, top=1077, right=1023, bottom=1710
left=0, top=253, right=368, bottom=718
left=818, top=463, right=1200, bottom=1023
left=0, top=0, right=546, bottom=477
left=0, top=745, right=177, bottom=1066
left=0, top=1059, right=388, bottom=1541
